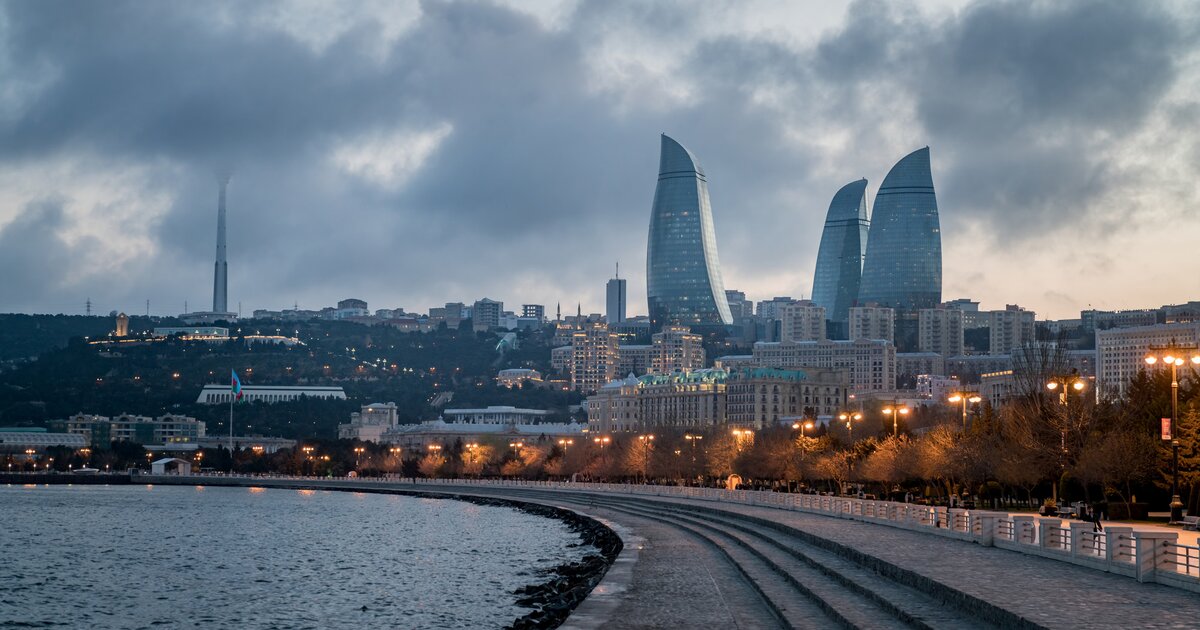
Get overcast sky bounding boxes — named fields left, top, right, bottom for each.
left=2, top=0, right=1199, bottom=320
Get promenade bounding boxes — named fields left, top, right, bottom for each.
left=134, top=474, right=1200, bottom=629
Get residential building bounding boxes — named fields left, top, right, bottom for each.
left=725, top=366, right=849, bottom=428
left=779, top=300, right=827, bottom=342
left=570, top=322, right=619, bottom=393
left=336, top=298, right=369, bottom=319
left=337, top=402, right=400, bottom=442
left=66, top=413, right=206, bottom=447
left=848, top=305, right=894, bottom=342
left=617, top=344, right=655, bottom=376
left=988, top=305, right=1036, bottom=355
left=945, top=355, right=1013, bottom=384
left=811, top=178, right=869, bottom=324
left=651, top=325, right=706, bottom=373
left=587, top=369, right=728, bottom=433
left=918, top=306, right=964, bottom=356
left=896, top=352, right=947, bottom=378
left=1096, top=322, right=1200, bottom=398
left=472, top=298, right=503, bottom=332
left=750, top=339, right=896, bottom=393
left=646, top=134, right=734, bottom=329
left=521, top=304, right=546, bottom=323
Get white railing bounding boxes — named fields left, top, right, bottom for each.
left=155, top=472, right=1200, bottom=594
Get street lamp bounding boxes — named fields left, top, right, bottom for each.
left=637, top=434, right=655, bottom=482
left=731, top=428, right=753, bottom=451
left=881, top=404, right=911, bottom=436
left=1145, top=347, right=1200, bottom=522
left=791, top=420, right=816, bottom=438
left=684, top=434, right=703, bottom=462
left=1045, top=373, right=1088, bottom=507
left=593, top=436, right=611, bottom=449
left=838, top=412, right=863, bottom=444
left=946, top=393, right=981, bottom=430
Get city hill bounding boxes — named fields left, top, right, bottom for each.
left=0, top=315, right=583, bottom=438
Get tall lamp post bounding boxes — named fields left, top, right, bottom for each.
left=1145, top=347, right=1200, bottom=523
left=1045, top=373, right=1087, bottom=507
left=637, top=434, right=655, bottom=483
left=946, top=393, right=981, bottom=430
left=838, top=412, right=863, bottom=444
left=881, top=404, right=910, bottom=437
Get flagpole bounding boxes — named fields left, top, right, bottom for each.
left=228, top=393, right=234, bottom=463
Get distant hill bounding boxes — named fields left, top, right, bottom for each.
left=0, top=314, right=164, bottom=361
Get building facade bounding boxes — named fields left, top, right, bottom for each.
left=725, top=367, right=849, bottom=428
left=848, top=305, right=895, bottom=342
left=779, top=301, right=826, bottom=343
left=606, top=275, right=627, bottom=324
left=196, top=385, right=346, bottom=404
left=472, top=298, right=503, bottom=332
left=337, top=402, right=400, bottom=442
left=1096, top=322, right=1200, bottom=398
left=750, top=339, right=896, bottom=393
left=811, top=178, right=870, bottom=324
left=988, top=305, right=1036, bottom=355
left=858, top=147, right=942, bottom=311
left=67, top=413, right=206, bottom=447
left=570, top=322, right=619, bottom=393
left=651, top=325, right=706, bottom=374
left=918, top=306, right=965, bottom=356
left=646, top=134, right=733, bottom=329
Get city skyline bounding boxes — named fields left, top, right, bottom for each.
left=2, top=1, right=1200, bottom=319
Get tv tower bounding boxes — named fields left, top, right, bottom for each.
left=212, top=173, right=231, bottom=313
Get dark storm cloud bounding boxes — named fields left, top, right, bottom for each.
left=0, top=0, right=1196, bottom=316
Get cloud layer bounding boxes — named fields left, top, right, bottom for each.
left=1, top=0, right=1198, bottom=319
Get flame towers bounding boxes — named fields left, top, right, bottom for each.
left=646, top=134, right=733, bottom=330
left=858, top=147, right=941, bottom=311
left=811, top=178, right=870, bottom=323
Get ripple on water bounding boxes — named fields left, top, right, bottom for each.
left=0, top=484, right=588, bottom=629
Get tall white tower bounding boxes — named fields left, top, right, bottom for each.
left=212, top=174, right=230, bottom=313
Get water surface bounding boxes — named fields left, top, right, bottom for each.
left=0, top=484, right=586, bottom=629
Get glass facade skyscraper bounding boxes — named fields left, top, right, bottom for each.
left=811, top=178, right=869, bottom=324
left=647, top=134, right=733, bottom=330
left=858, top=147, right=942, bottom=311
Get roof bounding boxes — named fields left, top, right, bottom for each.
left=152, top=457, right=190, bottom=465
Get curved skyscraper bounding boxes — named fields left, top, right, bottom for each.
left=858, top=147, right=941, bottom=311
left=647, top=134, right=733, bottom=330
left=811, top=178, right=869, bottom=323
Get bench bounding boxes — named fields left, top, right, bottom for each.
left=1182, top=515, right=1200, bottom=531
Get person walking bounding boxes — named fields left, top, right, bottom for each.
left=1092, top=503, right=1103, bottom=533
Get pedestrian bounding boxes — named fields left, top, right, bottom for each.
left=1092, top=504, right=1103, bottom=533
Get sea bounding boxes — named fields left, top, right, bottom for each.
left=0, top=483, right=588, bottom=629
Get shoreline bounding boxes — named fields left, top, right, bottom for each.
left=2, top=474, right=623, bottom=630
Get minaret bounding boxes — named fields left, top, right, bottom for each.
left=212, top=174, right=230, bottom=313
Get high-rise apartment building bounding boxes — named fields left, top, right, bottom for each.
left=651, top=325, right=706, bottom=374
left=779, top=300, right=826, bottom=342
left=848, top=305, right=895, bottom=342
left=646, top=134, right=733, bottom=329
left=570, top=322, right=619, bottom=393
left=811, top=179, right=869, bottom=324
left=521, top=304, right=545, bottom=322
left=725, top=290, right=754, bottom=322
left=858, top=147, right=942, bottom=311
left=988, top=305, right=1035, bottom=355
left=472, top=298, right=503, bottom=332
left=918, top=306, right=965, bottom=356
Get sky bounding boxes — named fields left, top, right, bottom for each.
left=1, top=0, right=1199, bottom=320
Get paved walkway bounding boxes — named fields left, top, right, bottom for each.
left=633, top=493, right=1200, bottom=629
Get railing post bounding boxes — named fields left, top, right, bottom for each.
left=1069, top=521, right=1096, bottom=559
left=1106, top=526, right=1134, bottom=564
left=947, top=508, right=966, bottom=533
left=1133, top=531, right=1179, bottom=583
left=1039, top=519, right=1065, bottom=551
left=1012, top=515, right=1036, bottom=544
left=972, top=511, right=998, bottom=546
